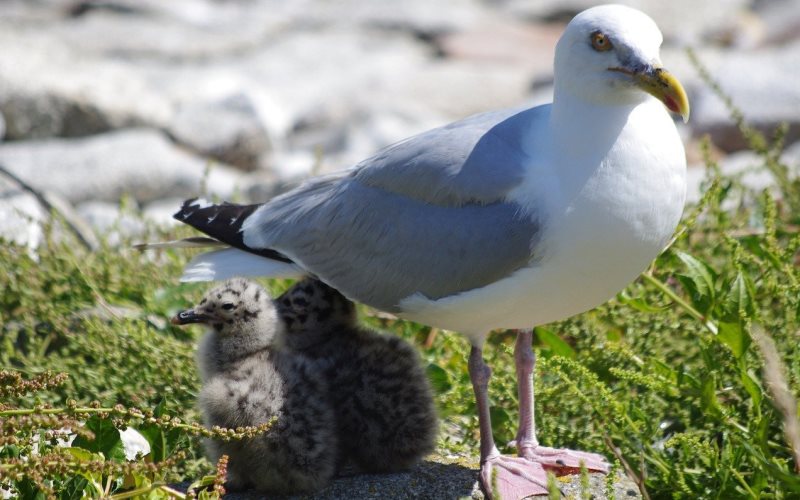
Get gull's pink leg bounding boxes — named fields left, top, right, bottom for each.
left=514, top=330, right=538, bottom=456
left=513, top=330, right=609, bottom=474
left=469, top=345, right=552, bottom=499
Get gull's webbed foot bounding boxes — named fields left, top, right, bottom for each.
left=515, top=443, right=610, bottom=475
left=480, top=453, right=552, bottom=499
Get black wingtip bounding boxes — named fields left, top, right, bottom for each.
left=172, top=197, right=294, bottom=264
left=173, top=197, right=204, bottom=222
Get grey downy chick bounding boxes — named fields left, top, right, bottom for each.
left=173, top=278, right=337, bottom=494
left=276, top=278, right=438, bottom=474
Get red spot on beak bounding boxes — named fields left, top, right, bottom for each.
left=664, top=95, right=679, bottom=114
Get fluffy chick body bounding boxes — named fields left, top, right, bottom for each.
left=179, top=278, right=337, bottom=494
left=277, top=279, right=438, bottom=473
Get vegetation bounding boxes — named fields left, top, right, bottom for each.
left=1, top=59, right=799, bottom=499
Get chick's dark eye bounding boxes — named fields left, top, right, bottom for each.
left=591, top=31, right=612, bottom=52
left=222, top=303, right=235, bottom=310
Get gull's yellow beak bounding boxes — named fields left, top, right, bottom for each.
left=610, top=66, right=690, bottom=123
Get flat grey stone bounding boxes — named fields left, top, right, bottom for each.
left=752, top=0, right=800, bottom=46
left=0, top=26, right=171, bottom=140
left=286, top=0, right=492, bottom=37
left=501, top=0, right=749, bottom=45
left=168, top=94, right=271, bottom=172
left=688, top=41, right=800, bottom=152
left=0, top=128, right=245, bottom=204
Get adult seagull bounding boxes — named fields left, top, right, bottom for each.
left=158, top=5, right=689, bottom=498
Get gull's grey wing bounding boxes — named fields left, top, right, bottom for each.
left=353, top=106, right=538, bottom=206
left=244, top=179, right=539, bottom=312
left=242, top=106, right=545, bottom=311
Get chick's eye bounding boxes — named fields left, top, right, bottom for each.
left=221, top=303, right=235, bottom=311
left=591, top=32, right=612, bottom=52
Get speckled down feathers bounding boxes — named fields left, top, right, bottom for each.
left=193, top=279, right=337, bottom=494
left=277, top=278, right=438, bottom=473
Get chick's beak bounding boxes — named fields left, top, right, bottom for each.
left=171, top=308, right=209, bottom=325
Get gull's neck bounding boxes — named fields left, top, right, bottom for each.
left=539, top=85, right=661, bottom=210
left=550, top=86, right=643, bottom=158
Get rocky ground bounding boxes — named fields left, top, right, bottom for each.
left=174, top=453, right=641, bottom=499
left=1, top=0, right=799, bottom=248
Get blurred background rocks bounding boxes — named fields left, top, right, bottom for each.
left=1, top=0, right=799, bottom=247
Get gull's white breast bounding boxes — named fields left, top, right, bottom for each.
left=399, top=99, right=686, bottom=345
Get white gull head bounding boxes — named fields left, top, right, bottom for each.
left=554, top=4, right=688, bottom=120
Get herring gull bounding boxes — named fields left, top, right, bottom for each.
left=154, top=5, right=689, bottom=498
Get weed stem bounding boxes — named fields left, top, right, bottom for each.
left=640, top=273, right=718, bottom=335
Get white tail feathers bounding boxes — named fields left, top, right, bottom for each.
left=181, top=247, right=306, bottom=282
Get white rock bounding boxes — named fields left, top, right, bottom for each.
left=142, top=198, right=186, bottom=228
left=0, top=182, right=46, bottom=251
left=120, top=427, right=151, bottom=461
left=76, top=201, right=147, bottom=247
left=783, top=140, right=800, bottom=166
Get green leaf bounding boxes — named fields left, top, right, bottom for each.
left=136, top=398, right=170, bottom=462
left=64, top=447, right=94, bottom=462
left=740, top=368, right=763, bottom=408
left=676, top=251, right=716, bottom=310
left=717, top=321, right=751, bottom=359
left=72, top=415, right=126, bottom=462
left=535, top=327, right=576, bottom=359
left=0, top=444, right=20, bottom=459
left=701, top=375, right=723, bottom=419
left=426, top=363, right=453, bottom=394
left=651, top=359, right=678, bottom=385
left=153, top=397, right=167, bottom=418
left=137, top=424, right=167, bottom=463
left=617, top=290, right=670, bottom=313
left=724, top=273, right=754, bottom=319
left=16, top=478, right=47, bottom=500
left=60, top=476, right=90, bottom=500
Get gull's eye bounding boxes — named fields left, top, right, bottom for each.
left=590, top=31, right=612, bottom=52
left=221, top=303, right=235, bottom=311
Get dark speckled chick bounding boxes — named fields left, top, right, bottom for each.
left=173, top=278, right=337, bottom=494
left=277, top=278, right=438, bottom=474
